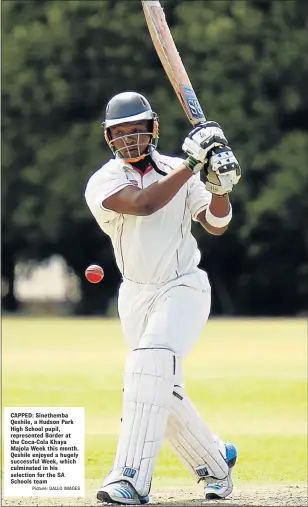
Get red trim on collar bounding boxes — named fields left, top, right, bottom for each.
left=131, top=164, right=153, bottom=176
left=144, top=165, right=153, bottom=175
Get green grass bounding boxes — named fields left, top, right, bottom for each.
left=2, top=317, right=307, bottom=489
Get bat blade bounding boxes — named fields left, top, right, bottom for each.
left=142, top=0, right=206, bottom=125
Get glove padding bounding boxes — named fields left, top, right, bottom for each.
left=182, top=121, right=228, bottom=163
left=205, top=146, right=241, bottom=196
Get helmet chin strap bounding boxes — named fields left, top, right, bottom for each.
left=123, top=152, right=149, bottom=164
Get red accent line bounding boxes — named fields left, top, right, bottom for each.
left=144, top=165, right=153, bottom=175
left=131, top=164, right=153, bottom=177
left=131, top=166, right=144, bottom=176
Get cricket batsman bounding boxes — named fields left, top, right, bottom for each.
left=85, top=92, right=241, bottom=504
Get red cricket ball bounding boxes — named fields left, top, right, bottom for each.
left=85, top=264, right=104, bottom=284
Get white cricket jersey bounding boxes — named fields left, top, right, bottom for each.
left=85, top=150, right=211, bottom=284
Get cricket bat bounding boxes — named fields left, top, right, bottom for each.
left=142, top=0, right=206, bottom=126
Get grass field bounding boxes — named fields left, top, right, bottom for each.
left=2, top=317, right=307, bottom=498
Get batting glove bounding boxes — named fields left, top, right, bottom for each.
left=205, top=146, right=241, bottom=195
left=182, top=121, right=228, bottom=166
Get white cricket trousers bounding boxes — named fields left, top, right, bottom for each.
left=102, top=268, right=222, bottom=497
left=118, top=268, right=211, bottom=359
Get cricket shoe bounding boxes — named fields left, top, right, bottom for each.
left=97, top=480, right=150, bottom=505
left=204, top=443, right=237, bottom=500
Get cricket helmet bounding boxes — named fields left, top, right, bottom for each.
left=103, top=91, right=159, bottom=163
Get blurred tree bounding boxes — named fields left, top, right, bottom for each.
left=2, top=0, right=307, bottom=315
left=2, top=0, right=155, bottom=312
left=172, top=0, right=308, bottom=315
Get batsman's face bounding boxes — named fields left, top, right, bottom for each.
left=109, top=121, right=151, bottom=159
